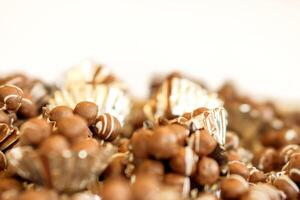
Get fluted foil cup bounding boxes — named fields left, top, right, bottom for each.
left=6, top=144, right=116, bottom=192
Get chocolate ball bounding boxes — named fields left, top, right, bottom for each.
left=0, top=85, right=23, bottom=112
left=169, top=124, right=189, bottom=145
left=49, top=105, right=73, bottom=122
left=226, top=150, right=241, bottom=162
left=20, top=118, right=51, bottom=146
left=0, top=111, right=9, bottom=124
left=225, top=131, right=239, bottom=150
left=169, top=146, right=197, bottom=176
left=278, top=145, right=300, bottom=166
left=39, top=135, right=70, bottom=155
left=228, top=160, right=249, bottom=179
left=93, top=113, right=121, bottom=141
left=196, top=157, right=220, bottom=185
left=71, top=137, right=99, bottom=155
left=18, top=97, right=38, bottom=118
left=273, top=175, right=299, bottom=200
left=103, top=153, right=127, bottom=178
left=131, top=174, right=161, bottom=200
left=57, top=115, right=89, bottom=140
left=241, top=183, right=284, bottom=200
left=101, top=177, right=132, bottom=200
left=136, top=159, right=164, bottom=179
left=74, top=101, right=98, bottom=126
left=248, top=168, right=266, bottom=183
left=287, top=153, right=300, bottom=182
left=276, top=128, right=300, bottom=147
left=255, top=148, right=277, bottom=172
left=130, top=128, right=152, bottom=159
left=0, top=178, right=22, bottom=193
left=147, top=126, right=180, bottom=159
left=164, top=173, right=191, bottom=197
left=190, top=129, right=217, bottom=157
left=221, top=175, right=249, bottom=200
left=0, top=151, right=7, bottom=171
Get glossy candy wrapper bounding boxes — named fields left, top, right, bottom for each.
left=6, top=144, right=116, bottom=192
left=145, top=77, right=227, bottom=146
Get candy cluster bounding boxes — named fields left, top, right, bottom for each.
left=0, top=62, right=299, bottom=200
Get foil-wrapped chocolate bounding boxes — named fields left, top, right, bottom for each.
left=48, top=62, right=131, bottom=125
left=6, top=144, right=116, bottom=192
left=144, top=76, right=223, bottom=120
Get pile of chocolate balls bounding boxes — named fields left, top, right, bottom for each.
left=0, top=63, right=299, bottom=200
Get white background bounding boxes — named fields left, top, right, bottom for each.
left=0, top=0, right=300, bottom=102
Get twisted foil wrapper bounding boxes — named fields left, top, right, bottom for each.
left=48, top=62, right=131, bottom=125
left=145, top=76, right=227, bottom=146
left=6, top=144, right=116, bottom=192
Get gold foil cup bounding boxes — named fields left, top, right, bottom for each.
left=6, top=144, right=116, bottom=192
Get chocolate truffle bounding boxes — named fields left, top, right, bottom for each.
left=190, top=129, right=217, bottom=157
left=57, top=115, right=89, bottom=140
left=136, top=159, right=164, bottom=179
left=49, top=105, right=74, bottom=122
left=287, top=153, right=300, bottom=182
left=0, top=85, right=23, bottom=112
left=18, top=97, right=38, bottom=118
left=39, top=135, right=70, bottom=155
left=221, top=175, right=249, bottom=199
left=164, top=173, right=191, bottom=197
left=248, top=168, right=266, bottom=183
left=71, top=137, right=99, bottom=155
left=20, top=118, right=51, bottom=146
left=103, top=153, right=127, bottom=178
left=130, top=128, right=152, bottom=159
left=74, top=101, right=98, bottom=126
left=169, top=124, right=189, bottom=145
left=278, top=145, right=300, bottom=166
left=93, top=113, right=121, bottom=141
left=131, top=174, right=161, bottom=200
left=273, top=175, right=299, bottom=200
left=101, top=177, right=132, bottom=200
left=228, top=160, right=249, bottom=179
left=225, top=131, right=239, bottom=150
left=169, top=146, right=197, bottom=176
left=196, top=157, right=220, bottom=185
left=147, top=126, right=180, bottom=159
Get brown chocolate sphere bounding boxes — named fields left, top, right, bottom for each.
left=278, top=145, right=300, bottom=166
left=101, top=177, right=132, bottom=200
left=190, top=129, right=217, bottom=157
left=169, top=146, right=197, bottom=176
left=131, top=174, right=160, bottom=200
left=255, top=148, right=277, bottom=172
left=20, top=118, right=51, bottom=146
left=93, top=113, right=121, bottom=141
left=164, top=173, right=191, bottom=197
left=136, top=159, right=164, bottom=179
left=225, top=131, right=239, bottom=150
left=169, top=124, right=189, bottom=145
left=221, top=175, right=249, bottom=199
left=277, top=128, right=300, bottom=147
left=39, top=135, right=70, bottom=155
left=0, top=151, right=7, bottom=171
left=131, top=128, right=152, bottom=159
left=18, top=97, right=38, bottom=118
left=0, top=85, right=23, bottom=112
left=103, top=153, right=127, bottom=178
left=71, top=137, right=99, bottom=155
left=49, top=105, right=73, bottom=122
left=228, top=160, right=249, bottom=179
left=241, top=183, right=285, bottom=200
left=74, top=101, right=98, bottom=126
left=287, top=153, right=300, bottom=182
left=248, top=168, right=266, bottom=183
left=273, top=175, right=299, bottom=200
left=196, top=157, right=220, bottom=185
left=147, top=126, right=180, bottom=159
left=57, top=115, right=89, bottom=140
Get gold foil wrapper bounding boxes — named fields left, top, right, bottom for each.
left=6, top=144, right=116, bottom=192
